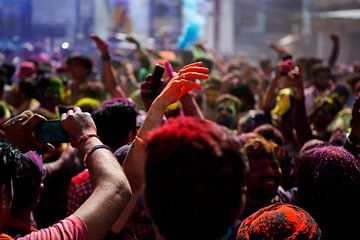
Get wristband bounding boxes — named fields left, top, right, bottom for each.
left=134, top=136, right=147, bottom=146
left=83, top=144, right=111, bottom=166
left=77, top=133, right=99, bottom=147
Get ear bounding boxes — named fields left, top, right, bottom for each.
left=35, top=183, right=44, bottom=205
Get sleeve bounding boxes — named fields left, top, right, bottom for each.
left=18, top=215, right=89, bottom=240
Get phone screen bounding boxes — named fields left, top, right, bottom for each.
left=36, top=120, right=69, bottom=143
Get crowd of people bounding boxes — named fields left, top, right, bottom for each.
left=0, top=30, right=359, bottom=240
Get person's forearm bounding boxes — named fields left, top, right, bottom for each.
left=293, top=97, right=313, bottom=148
left=74, top=137, right=131, bottom=240
left=260, top=77, right=278, bottom=112
left=102, top=58, right=127, bottom=98
left=123, top=98, right=165, bottom=192
left=180, top=94, right=204, bottom=119
left=110, top=98, right=166, bottom=233
left=328, top=39, right=339, bottom=69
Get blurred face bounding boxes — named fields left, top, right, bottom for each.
left=68, top=61, right=88, bottom=82
left=216, top=99, right=237, bottom=128
left=246, top=157, right=282, bottom=201
left=204, top=88, right=220, bottom=107
left=313, top=71, right=331, bottom=91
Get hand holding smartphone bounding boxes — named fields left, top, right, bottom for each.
left=36, top=120, right=69, bottom=143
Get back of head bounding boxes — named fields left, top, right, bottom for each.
left=237, top=203, right=321, bottom=240
left=145, top=117, right=248, bottom=240
left=92, top=98, right=138, bottom=150
left=0, top=139, right=21, bottom=228
left=12, top=151, right=43, bottom=213
left=0, top=139, right=21, bottom=186
left=253, top=124, right=284, bottom=146
left=66, top=55, right=93, bottom=76
left=295, top=145, right=360, bottom=239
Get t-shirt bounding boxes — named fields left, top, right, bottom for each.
left=18, top=215, right=89, bottom=240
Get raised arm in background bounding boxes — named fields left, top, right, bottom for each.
left=328, top=33, right=340, bottom=69
left=292, top=65, right=313, bottom=148
left=90, top=35, right=127, bottom=98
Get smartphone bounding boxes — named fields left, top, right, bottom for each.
left=36, top=120, right=69, bottom=143
left=152, top=64, right=165, bottom=83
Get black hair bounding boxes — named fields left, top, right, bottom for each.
left=92, top=98, right=138, bottom=150
left=295, top=145, right=360, bottom=239
left=0, top=139, right=21, bottom=191
left=66, top=55, right=93, bottom=75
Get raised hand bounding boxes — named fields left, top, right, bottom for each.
left=61, top=107, right=97, bottom=148
left=90, top=34, right=109, bottom=55
left=155, top=62, right=208, bottom=108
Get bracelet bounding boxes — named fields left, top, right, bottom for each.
left=76, top=133, right=99, bottom=147
left=134, top=136, right=147, bottom=146
left=83, top=144, right=112, bottom=166
left=101, top=53, right=111, bottom=61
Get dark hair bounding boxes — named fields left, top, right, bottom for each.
left=229, top=83, right=255, bottom=111
left=243, top=137, right=279, bottom=161
left=66, top=55, right=93, bottom=75
left=0, top=139, right=21, bottom=191
left=1, top=63, right=16, bottom=83
left=12, top=151, right=43, bottom=211
left=145, top=117, right=248, bottom=240
left=253, top=124, right=284, bottom=146
left=92, top=98, right=138, bottom=150
left=295, top=145, right=360, bottom=239
left=19, top=80, right=36, bottom=99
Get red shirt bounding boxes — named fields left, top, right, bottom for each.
left=19, top=215, right=89, bottom=240
left=67, top=170, right=93, bottom=216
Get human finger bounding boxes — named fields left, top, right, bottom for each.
left=178, top=62, right=203, bottom=74
left=179, top=72, right=209, bottom=80
left=73, top=106, right=82, bottom=113
left=25, top=114, right=47, bottom=129
left=180, top=66, right=209, bottom=74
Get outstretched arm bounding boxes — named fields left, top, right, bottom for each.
left=90, top=35, right=127, bottom=98
left=111, top=62, right=209, bottom=233
left=62, top=108, right=132, bottom=239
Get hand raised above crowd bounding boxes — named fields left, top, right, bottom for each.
left=154, top=62, right=209, bottom=109
left=90, top=34, right=109, bottom=55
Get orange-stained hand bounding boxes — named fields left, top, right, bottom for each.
left=156, top=62, right=209, bottom=107
left=90, top=34, right=109, bottom=55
